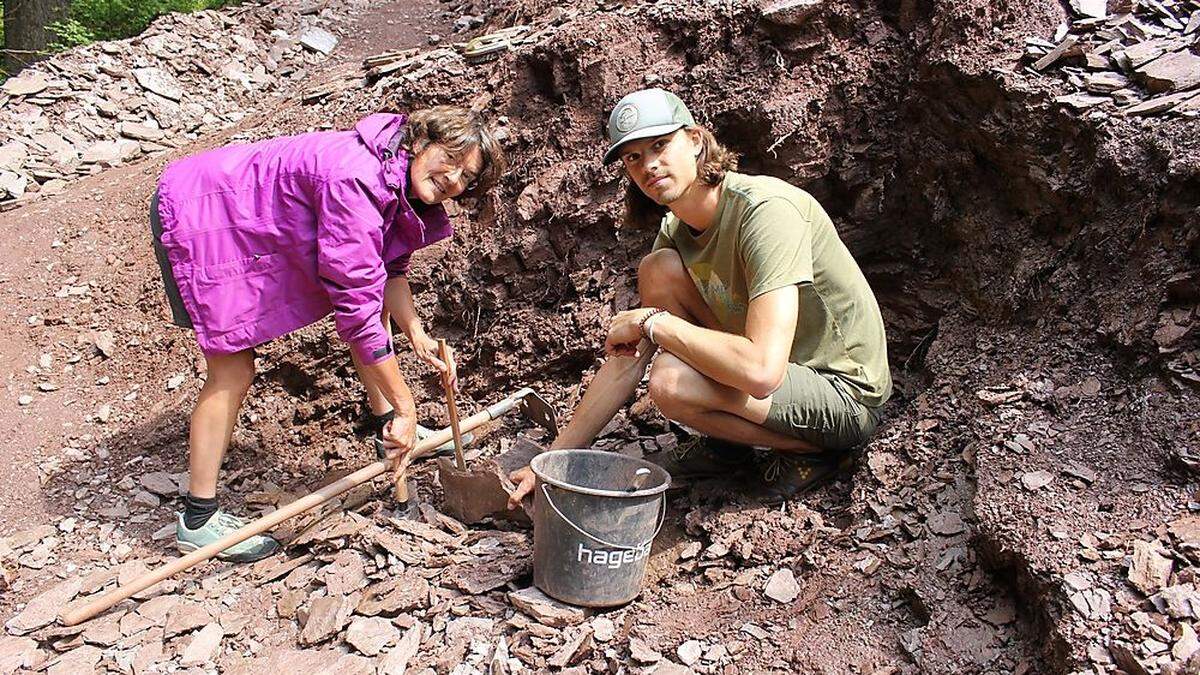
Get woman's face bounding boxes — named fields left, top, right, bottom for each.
left=408, top=143, right=484, bottom=205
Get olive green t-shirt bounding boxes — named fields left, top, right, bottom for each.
left=652, top=172, right=892, bottom=407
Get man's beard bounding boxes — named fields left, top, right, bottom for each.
left=654, top=182, right=686, bottom=205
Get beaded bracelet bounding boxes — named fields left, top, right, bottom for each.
left=638, top=308, right=670, bottom=342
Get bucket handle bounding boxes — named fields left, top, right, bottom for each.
left=540, top=483, right=666, bottom=552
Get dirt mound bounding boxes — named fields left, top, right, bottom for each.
left=0, top=0, right=1198, bottom=672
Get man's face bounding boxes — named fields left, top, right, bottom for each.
left=617, top=129, right=702, bottom=205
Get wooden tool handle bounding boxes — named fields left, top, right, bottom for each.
left=61, top=403, right=507, bottom=627
left=437, top=339, right=467, bottom=471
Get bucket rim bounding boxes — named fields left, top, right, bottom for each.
left=530, top=449, right=671, bottom=498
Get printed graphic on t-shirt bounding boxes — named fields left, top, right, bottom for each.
left=686, top=262, right=746, bottom=329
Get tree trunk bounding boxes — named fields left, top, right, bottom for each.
left=3, top=0, right=72, bottom=76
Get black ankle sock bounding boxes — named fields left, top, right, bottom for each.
left=183, top=493, right=218, bottom=529
left=370, top=409, right=394, bottom=438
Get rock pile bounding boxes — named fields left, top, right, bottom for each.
left=0, top=0, right=367, bottom=207
left=1025, top=0, right=1200, bottom=118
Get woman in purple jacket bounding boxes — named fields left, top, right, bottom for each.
left=151, top=107, right=503, bottom=561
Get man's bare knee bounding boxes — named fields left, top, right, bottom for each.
left=638, top=249, right=692, bottom=306
left=648, top=353, right=699, bottom=420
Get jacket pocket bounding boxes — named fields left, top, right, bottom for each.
left=196, top=253, right=281, bottom=282
left=192, top=253, right=286, bottom=334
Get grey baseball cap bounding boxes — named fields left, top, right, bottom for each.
left=603, top=88, right=696, bottom=164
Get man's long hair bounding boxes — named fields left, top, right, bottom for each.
left=623, top=125, right=739, bottom=230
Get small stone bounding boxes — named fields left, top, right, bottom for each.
left=1021, top=470, right=1054, bottom=491
left=299, top=594, right=354, bottom=646
left=508, top=586, right=587, bottom=627
left=676, top=640, right=703, bottom=665
left=132, top=68, right=183, bottom=101
left=629, top=636, right=662, bottom=663
left=548, top=628, right=593, bottom=669
left=1, top=73, right=50, bottom=96
left=139, top=472, right=179, bottom=497
left=344, top=616, right=398, bottom=657
left=5, top=578, right=81, bottom=634
left=96, top=405, right=112, bottom=423
left=927, top=511, right=966, bottom=536
left=132, top=491, right=160, bottom=508
left=166, top=373, right=187, bottom=391
left=1175, top=623, right=1200, bottom=661
left=119, top=122, right=165, bottom=142
left=164, top=601, right=210, bottom=637
left=764, top=568, right=800, bottom=603
left=1069, top=0, right=1107, bottom=18
left=1151, top=584, right=1200, bottom=619
left=760, top=0, right=823, bottom=27
left=81, top=142, right=124, bottom=166
left=679, top=541, right=702, bottom=560
left=741, top=622, right=770, bottom=640
left=445, top=616, right=493, bottom=645
left=179, top=622, right=222, bottom=666
left=1137, top=51, right=1200, bottom=93
left=299, top=27, right=338, bottom=55
left=0, top=636, right=43, bottom=672
left=592, top=616, right=615, bottom=642
left=1063, top=463, right=1097, bottom=484
left=1125, top=90, right=1195, bottom=116
left=0, top=171, right=27, bottom=198
left=92, top=331, right=115, bottom=357
left=1129, top=541, right=1174, bottom=595
left=46, top=645, right=101, bottom=675
left=378, top=625, right=422, bottom=675
left=17, top=395, right=33, bottom=406
left=1084, top=71, right=1129, bottom=93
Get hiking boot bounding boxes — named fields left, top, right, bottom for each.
left=644, top=436, right=755, bottom=483
left=751, top=450, right=851, bottom=504
left=176, top=510, right=280, bottom=563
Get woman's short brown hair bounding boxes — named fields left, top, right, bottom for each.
left=624, top=125, right=738, bottom=230
left=403, top=105, right=505, bottom=197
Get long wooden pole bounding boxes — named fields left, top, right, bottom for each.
left=60, top=396, right=520, bottom=627
left=437, top=339, right=467, bottom=471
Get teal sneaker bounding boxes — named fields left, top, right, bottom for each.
left=176, top=511, right=280, bottom=563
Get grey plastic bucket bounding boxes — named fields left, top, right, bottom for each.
left=530, top=449, right=671, bottom=607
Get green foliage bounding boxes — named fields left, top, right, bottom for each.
left=47, top=19, right=96, bottom=50
left=46, top=0, right=238, bottom=50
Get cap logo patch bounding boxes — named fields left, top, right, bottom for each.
left=615, top=104, right=639, bottom=133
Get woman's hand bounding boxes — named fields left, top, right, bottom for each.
left=381, top=413, right=417, bottom=479
left=411, top=333, right=458, bottom=391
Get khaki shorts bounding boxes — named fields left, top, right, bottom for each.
left=763, top=364, right=883, bottom=452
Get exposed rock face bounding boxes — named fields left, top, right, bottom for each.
left=0, top=0, right=1197, bottom=672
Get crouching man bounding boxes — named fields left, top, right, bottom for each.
left=510, top=88, right=892, bottom=503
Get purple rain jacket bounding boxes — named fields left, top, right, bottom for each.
left=154, top=113, right=451, bottom=364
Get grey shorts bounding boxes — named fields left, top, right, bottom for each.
left=150, top=191, right=194, bottom=329
left=763, top=364, right=883, bottom=452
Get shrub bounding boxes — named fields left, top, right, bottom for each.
left=47, top=0, right=238, bottom=50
